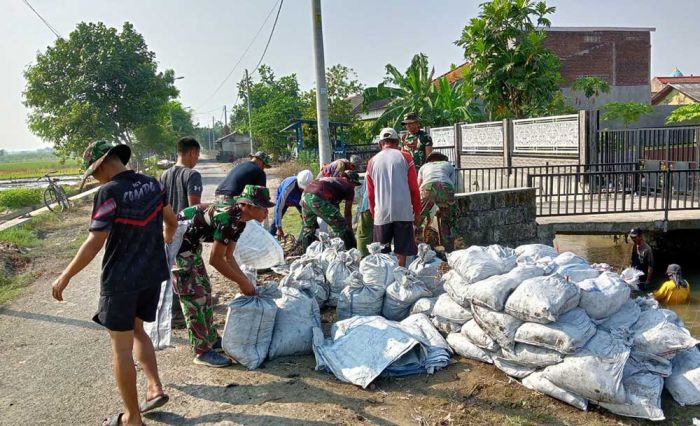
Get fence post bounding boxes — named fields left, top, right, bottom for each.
left=695, top=126, right=700, bottom=168
left=578, top=110, right=588, bottom=166
left=503, top=118, right=513, bottom=174
left=453, top=122, right=462, bottom=169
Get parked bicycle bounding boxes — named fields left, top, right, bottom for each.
left=38, top=171, right=70, bottom=212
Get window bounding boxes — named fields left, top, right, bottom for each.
left=584, top=35, right=601, bottom=43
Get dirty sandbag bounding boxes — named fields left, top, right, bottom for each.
left=432, top=316, right=463, bottom=334
left=448, top=246, right=504, bottom=284
left=466, top=265, right=544, bottom=312
left=285, top=256, right=330, bottom=308
left=486, top=244, right=518, bottom=273
left=627, top=351, right=672, bottom=378
left=552, top=251, right=588, bottom=268
left=359, top=242, right=398, bottom=288
left=268, top=286, right=322, bottom=359
left=471, top=304, right=523, bottom=351
left=336, top=271, right=385, bottom=320
left=443, top=269, right=471, bottom=307
left=631, top=308, right=697, bottom=359
left=410, top=297, right=437, bottom=316
left=382, top=267, right=432, bottom=321
left=325, top=251, right=357, bottom=307
left=598, top=299, right=641, bottom=335
left=461, top=319, right=499, bottom=352
left=556, top=263, right=600, bottom=283
left=577, top=272, right=630, bottom=320
left=306, top=232, right=331, bottom=258
left=408, top=243, right=444, bottom=292
left=492, top=357, right=536, bottom=379
left=345, top=248, right=362, bottom=267
left=319, top=237, right=346, bottom=271
left=598, top=357, right=666, bottom=421
left=620, top=267, right=644, bottom=290
left=542, top=329, right=630, bottom=404
left=500, top=343, right=564, bottom=368
left=505, top=275, right=580, bottom=324
left=447, top=332, right=494, bottom=364
left=636, top=296, right=661, bottom=312
left=222, top=283, right=279, bottom=370
left=521, top=371, right=588, bottom=411
left=515, top=244, right=558, bottom=261
left=234, top=220, right=285, bottom=269
left=665, top=347, right=700, bottom=406
left=514, top=308, right=596, bottom=355
left=432, top=293, right=472, bottom=325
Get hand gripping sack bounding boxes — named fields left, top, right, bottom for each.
left=443, top=269, right=471, bottom=307
left=504, top=275, right=580, bottom=324
left=665, top=347, right=700, bottom=406
left=465, top=265, right=544, bottom=312
left=359, top=242, right=398, bottom=288
left=325, top=251, right=357, bottom=307
left=382, top=267, right=432, bottom=321
left=408, top=243, right=444, bottom=292
left=514, top=308, right=597, bottom=354
left=521, top=371, right=588, bottom=411
left=410, top=297, right=437, bottom=316
left=630, top=308, right=697, bottom=359
left=336, top=271, right=385, bottom=320
left=222, top=283, right=279, bottom=369
left=461, top=319, right=499, bottom=352
left=471, top=304, right=523, bottom=351
left=576, top=272, right=631, bottom=320
left=446, top=332, right=493, bottom=364
left=268, top=286, right=322, bottom=359
left=448, top=246, right=504, bottom=284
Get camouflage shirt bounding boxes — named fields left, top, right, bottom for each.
left=401, top=130, right=433, bottom=168
left=177, top=203, right=246, bottom=255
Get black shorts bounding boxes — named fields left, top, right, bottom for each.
left=373, top=221, right=418, bottom=256
left=93, top=285, right=161, bottom=332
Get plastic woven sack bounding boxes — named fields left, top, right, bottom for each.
left=465, top=265, right=544, bottom=312
left=461, top=319, right=499, bottom=352
left=408, top=243, right=444, bottom=292
left=556, top=264, right=600, bottom=283
left=521, top=371, right=588, bottom=411
left=515, top=308, right=596, bottom=354
left=325, top=251, right=357, bottom=307
left=514, top=244, right=558, bottom=260
left=285, top=256, right=329, bottom=308
left=492, top=357, right=536, bottom=379
left=665, top=347, right=700, bottom=406
left=631, top=309, right=697, bottom=359
left=319, top=238, right=346, bottom=271
left=410, top=297, right=437, bottom=316
left=222, top=283, right=279, bottom=369
left=360, top=242, right=398, bottom=288
left=471, top=304, right=523, bottom=351
left=485, top=244, right=517, bottom=273
left=504, top=275, right=580, bottom=324
left=432, top=293, right=472, bottom=325
left=233, top=220, right=285, bottom=269
left=268, top=286, right=321, bottom=359
left=382, top=267, right=432, bottom=321
left=598, top=299, right=641, bottom=335
left=336, top=271, right=385, bottom=320
left=500, top=343, right=564, bottom=368
left=443, top=269, right=471, bottom=307
left=306, top=232, right=331, bottom=258
left=448, top=246, right=504, bottom=284
left=599, top=357, right=666, bottom=421
left=447, top=332, right=493, bottom=364
left=576, top=272, right=631, bottom=320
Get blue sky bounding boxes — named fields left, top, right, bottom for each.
left=1, top=0, right=698, bottom=151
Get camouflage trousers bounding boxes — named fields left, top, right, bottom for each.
left=301, top=193, right=348, bottom=238
left=417, top=182, right=457, bottom=252
left=355, top=210, right=374, bottom=257
left=172, top=245, right=218, bottom=355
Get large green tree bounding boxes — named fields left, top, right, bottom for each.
left=455, top=0, right=562, bottom=120
left=131, top=101, right=195, bottom=159
left=23, top=22, right=178, bottom=159
left=571, top=76, right=610, bottom=105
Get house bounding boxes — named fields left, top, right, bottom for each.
left=651, top=70, right=700, bottom=105
left=214, top=132, right=251, bottom=162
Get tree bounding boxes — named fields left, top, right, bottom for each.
left=455, top=0, right=562, bottom=120
left=131, top=101, right=195, bottom=159
left=666, top=104, right=700, bottom=125
left=23, top=22, right=178, bottom=159
left=601, top=102, right=653, bottom=128
left=571, top=76, right=610, bottom=106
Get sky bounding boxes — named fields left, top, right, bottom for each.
left=1, top=0, right=699, bottom=152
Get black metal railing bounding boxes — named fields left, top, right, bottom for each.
left=597, top=126, right=700, bottom=166
left=333, top=143, right=380, bottom=163
left=527, top=168, right=700, bottom=217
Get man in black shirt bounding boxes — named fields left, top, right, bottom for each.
left=52, top=141, right=178, bottom=426
left=214, top=151, right=269, bottom=203
left=630, top=227, right=654, bottom=291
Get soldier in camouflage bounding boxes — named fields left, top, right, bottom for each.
left=417, top=152, right=458, bottom=252
left=400, top=112, right=433, bottom=169
left=173, top=185, right=274, bottom=368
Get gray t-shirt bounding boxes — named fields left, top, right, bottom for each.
left=367, top=148, right=415, bottom=226
left=159, top=165, right=203, bottom=215
left=418, top=161, right=456, bottom=188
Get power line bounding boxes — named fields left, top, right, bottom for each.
left=21, top=0, right=61, bottom=38
left=194, top=0, right=282, bottom=110
left=250, top=0, right=284, bottom=75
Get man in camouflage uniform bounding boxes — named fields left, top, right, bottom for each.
left=174, top=185, right=273, bottom=368
left=400, top=112, right=433, bottom=169
left=300, top=171, right=361, bottom=250
left=417, top=152, right=458, bottom=252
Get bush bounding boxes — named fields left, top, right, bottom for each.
left=0, top=188, right=44, bottom=211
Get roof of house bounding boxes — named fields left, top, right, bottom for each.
left=544, top=26, right=656, bottom=32
left=654, top=76, right=700, bottom=85
left=434, top=62, right=470, bottom=84
left=350, top=95, right=393, bottom=115
left=651, top=83, right=700, bottom=105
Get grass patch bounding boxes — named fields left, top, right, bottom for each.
left=0, top=271, right=36, bottom=305
left=0, top=188, right=44, bottom=211
left=0, top=159, right=80, bottom=180
left=0, top=224, right=41, bottom=247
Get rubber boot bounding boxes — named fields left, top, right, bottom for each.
left=340, top=229, right=357, bottom=250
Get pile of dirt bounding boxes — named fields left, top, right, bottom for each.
left=0, top=242, right=28, bottom=276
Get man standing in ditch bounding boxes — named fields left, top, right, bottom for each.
left=173, top=184, right=273, bottom=367
left=629, top=227, right=654, bottom=291
left=52, top=140, right=177, bottom=426
left=400, top=112, right=433, bottom=169
left=214, top=151, right=270, bottom=203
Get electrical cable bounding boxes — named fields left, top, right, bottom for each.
left=21, top=0, right=61, bottom=38
left=250, top=0, right=284, bottom=76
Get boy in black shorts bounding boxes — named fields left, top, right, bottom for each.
left=52, top=141, right=177, bottom=426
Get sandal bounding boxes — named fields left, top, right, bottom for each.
left=102, top=412, right=145, bottom=426
left=139, top=393, right=169, bottom=413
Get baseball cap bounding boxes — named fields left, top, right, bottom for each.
left=235, top=185, right=275, bottom=208
left=629, top=227, right=643, bottom=237
left=377, top=127, right=399, bottom=143
left=80, top=140, right=131, bottom=189
left=296, top=169, right=313, bottom=189
left=250, top=151, right=271, bottom=168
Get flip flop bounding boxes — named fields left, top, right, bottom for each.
left=102, top=413, right=123, bottom=426
left=139, top=393, right=169, bottom=413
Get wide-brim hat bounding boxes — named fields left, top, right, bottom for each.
left=426, top=151, right=449, bottom=163
left=249, top=151, right=271, bottom=168
left=80, top=141, right=131, bottom=189
left=401, top=112, right=420, bottom=125
left=235, top=184, right=275, bottom=208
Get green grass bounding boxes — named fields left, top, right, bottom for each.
left=0, top=188, right=44, bottom=211
left=0, top=159, right=80, bottom=180
left=0, top=223, right=42, bottom=247
left=0, top=271, right=36, bottom=305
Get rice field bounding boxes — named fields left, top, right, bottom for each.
left=0, top=159, right=81, bottom=180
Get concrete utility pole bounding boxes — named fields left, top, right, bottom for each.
left=311, top=0, right=331, bottom=166
left=211, top=116, right=215, bottom=151
left=245, top=69, right=254, bottom=154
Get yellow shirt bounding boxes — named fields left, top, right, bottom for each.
left=653, top=279, right=690, bottom=305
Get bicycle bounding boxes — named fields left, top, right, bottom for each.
left=38, top=171, right=70, bottom=213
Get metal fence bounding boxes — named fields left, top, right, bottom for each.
left=333, top=143, right=379, bottom=163
left=596, top=126, right=700, bottom=166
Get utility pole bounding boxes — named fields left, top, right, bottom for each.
left=245, top=69, right=254, bottom=154
left=211, top=116, right=215, bottom=151
left=224, top=105, right=228, bottom=130
left=311, top=0, right=331, bottom=166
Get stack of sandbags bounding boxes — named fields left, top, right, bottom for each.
left=382, top=267, right=431, bottom=321
left=325, top=250, right=360, bottom=307
left=336, top=271, right=385, bottom=320
left=281, top=256, right=330, bottom=308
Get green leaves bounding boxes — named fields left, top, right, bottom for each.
left=571, top=76, right=611, bottom=100
left=666, top=104, right=700, bottom=125
left=601, top=102, right=653, bottom=128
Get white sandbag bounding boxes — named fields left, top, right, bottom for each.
left=345, top=248, right=362, bottom=267
left=504, top=275, right=580, bottom=324
left=222, top=283, right=279, bottom=369
left=515, top=308, right=596, bottom=354
left=432, top=293, right=472, bottom=325
left=382, top=268, right=432, bottom=321
left=577, top=272, right=630, bottom=320
left=305, top=232, right=331, bottom=258
left=556, top=264, right=600, bottom=283
left=447, top=332, right=493, bottom=364
left=465, top=265, right=544, bottom=312
left=492, top=357, right=536, bottom=379
left=432, top=317, right=463, bottom=334
left=448, top=246, right=504, bottom=284
left=515, top=244, right=558, bottom=260
left=620, top=267, right=644, bottom=290
left=552, top=251, right=588, bottom=268
left=461, top=319, right=499, bottom=352
left=599, top=357, right=666, bottom=421
left=590, top=263, right=613, bottom=272
left=282, top=263, right=330, bottom=309
left=543, top=329, right=630, bottom=404
left=325, top=251, right=357, bottom=307
left=410, top=297, right=437, bottom=316
left=443, top=269, right=471, bottom=307
left=631, top=309, right=697, bottom=359
left=318, top=238, right=346, bottom=271
left=486, top=244, right=517, bottom=273
left=522, top=371, right=588, bottom=411
left=598, top=299, right=641, bottom=335
left=268, top=286, right=321, bottom=359
left=636, top=296, right=660, bottom=312
left=234, top=220, right=285, bottom=269
left=665, top=347, right=700, bottom=406
left=501, top=343, right=564, bottom=368
left=408, top=243, right=444, bottom=292
left=360, top=242, right=398, bottom=288
left=336, top=271, right=385, bottom=320
left=471, top=304, right=523, bottom=350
